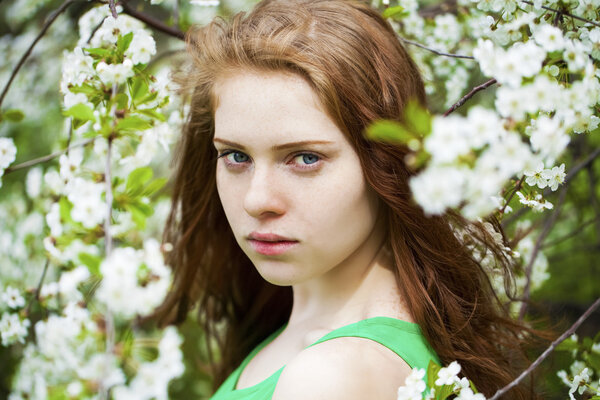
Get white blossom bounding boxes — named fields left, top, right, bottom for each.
left=410, top=166, right=466, bottom=215
left=1, top=286, right=26, bottom=309
left=125, top=29, right=156, bottom=65
left=0, top=137, right=17, bottom=170
left=397, top=368, right=426, bottom=400
left=96, top=59, right=135, bottom=85
left=25, top=167, right=42, bottom=199
left=457, top=387, right=486, bottom=400
left=0, top=313, right=30, bottom=346
left=524, top=162, right=548, bottom=189
left=533, top=24, right=565, bottom=52
left=543, top=164, right=565, bottom=191
left=435, top=361, right=461, bottom=386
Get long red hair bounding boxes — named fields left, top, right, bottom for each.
left=155, top=1, right=537, bottom=397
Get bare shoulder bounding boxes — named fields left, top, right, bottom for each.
left=271, top=337, right=412, bottom=400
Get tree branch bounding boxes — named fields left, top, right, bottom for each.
left=520, top=0, right=600, bottom=28
left=501, top=179, right=522, bottom=214
left=120, top=1, right=185, bottom=40
left=443, top=78, right=497, bottom=116
left=24, top=259, right=50, bottom=316
left=502, top=148, right=600, bottom=229
left=542, top=216, right=600, bottom=249
left=3, top=138, right=95, bottom=174
left=0, top=0, right=76, bottom=109
left=109, top=0, right=118, bottom=18
left=518, top=185, right=567, bottom=320
left=399, top=36, right=475, bottom=60
left=489, top=297, right=600, bottom=400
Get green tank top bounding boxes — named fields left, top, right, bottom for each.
left=209, top=316, right=440, bottom=400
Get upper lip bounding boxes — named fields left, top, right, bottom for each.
left=248, top=232, right=297, bottom=242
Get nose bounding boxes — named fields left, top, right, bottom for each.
left=243, top=166, right=286, bottom=218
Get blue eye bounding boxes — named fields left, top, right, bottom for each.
left=231, top=152, right=248, bottom=163
left=218, top=150, right=249, bottom=164
left=298, top=153, right=319, bottom=165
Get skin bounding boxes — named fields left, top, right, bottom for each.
left=213, top=70, right=413, bottom=399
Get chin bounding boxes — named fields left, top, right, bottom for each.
left=253, top=261, right=308, bottom=286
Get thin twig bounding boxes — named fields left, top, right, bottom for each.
left=502, top=148, right=600, bottom=229
left=0, top=0, right=76, bottom=109
left=104, top=137, right=113, bottom=255
left=489, top=297, right=600, bottom=400
left=173, top=0, right=180, bottom=27
left=24, top=259, right=50, bottom=316
left=410, top=42, right=473, bottom=60
left=518, top=186, right=568, bottom=320
left=444, top=78, right=497, bottom=116
left=542, top=216, right=600, bottom=249
left=520, top=0, right=600, bottom=28
left=399, top=36, right=475, bottom=60
left=120, top=1, right=185, bottom=40
left=501, top=179, right=522, bottom=214
left=4, top=138, right=95, bottom=174
left=100, top=135, right=114, bottom=400
left=109, top=0, right=118, bottom=18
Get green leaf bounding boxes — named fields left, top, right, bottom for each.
left=59, top=197, right=74, bottom=224
left=137, top=91, right=158, bottom=105
left=131, top=77, right=150, bottom=101
left=404, top=100, right=431, bottom=137
left=556, top=338, right=579, bottom=352
left=382, top=5, right=408, bottom=19
left=366, top=120, right=415, bottom=143
left=79, top=252, right=102, bottom=276
left=136, top=108, right=166, bottom=122
left=125, top=201, right=154, bottom=229
left=126, top=167, right=153, bottom=195
left=585, top=351, right=600, bottom=371
left=2, top=109, right=24, bottom=122
left=141, top=177, right=167, bottom=197
left=116, top=116, right=152, bottom=133
left=426, top=360, right=440, bottom=393
left=84, top=47, right=113, bottom=58
left=436, top=384, right=455, bottom=400
left=117, top=32, right=134, bottom=54
left=63, top=103, right=95, bottom=122
left=69, top=84, right=98, bottom=96
left=115, top=93, right=129, bottom=110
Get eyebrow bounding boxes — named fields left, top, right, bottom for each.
left=213, top=138, right=335, bottom=151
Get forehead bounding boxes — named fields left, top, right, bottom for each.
left=212, top=70, right=346, bottom=146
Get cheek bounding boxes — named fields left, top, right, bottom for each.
left=215, top=167, right=243, bottom=228
left=301, top=168, right=379, bottom=250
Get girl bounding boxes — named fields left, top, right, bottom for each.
left=156, top=0, right=535, bottom=398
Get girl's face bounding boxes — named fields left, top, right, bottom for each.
left=213, top=70, right=384, bottom=286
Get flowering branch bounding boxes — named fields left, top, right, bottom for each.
left=0, top=0, right=76, bottom=109
left=3, top=138, right=95, bottom=174
left=119, top=1, right=185, bottom=40
left=443, top=78, right=497, bottom=116
left=400, top=36, right=475, bottom=60
left=108, top=0, right=118, bottom=19
left=24, top=259, right=50, bottom=316
left=503, top=148, right=600, bottom=228
left=489, top=297, right=600, bottom=400
left=500, top=179, right=522, bottom=214
left=520, top=0, right=600, bottom=28
left=518, top=185, right=568, bottom=320
left=542, top=216, right=600, bottom=249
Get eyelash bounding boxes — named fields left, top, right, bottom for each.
left=216, top=150, right=323, bottom=171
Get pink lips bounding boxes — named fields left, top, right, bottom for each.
left=247, top=232, right=299, bottom=256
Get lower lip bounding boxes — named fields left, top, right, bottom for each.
left=248, top=240, right=298, bottom=255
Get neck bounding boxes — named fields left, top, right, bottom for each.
left=286, top=218, right=410, bottom=329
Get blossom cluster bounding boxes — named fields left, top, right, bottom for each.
left=397, top=361, right=486, bottom=400
left=388, top=0, right=599, bottom=221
